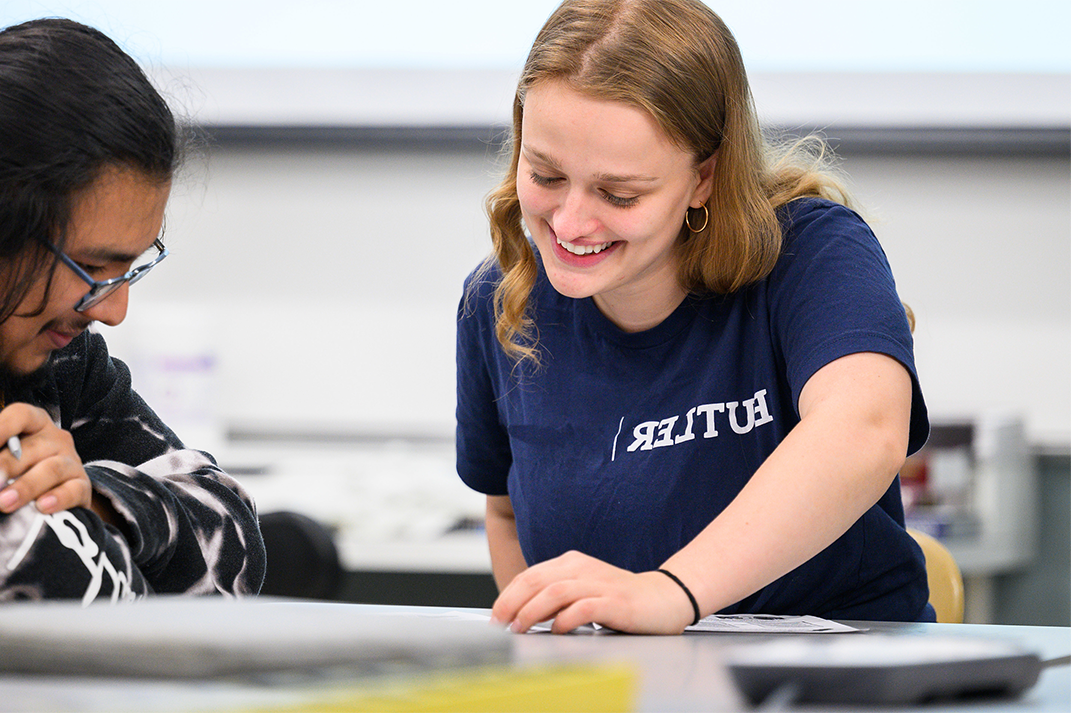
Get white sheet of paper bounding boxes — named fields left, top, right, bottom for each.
left=687, top=614, right=861, bottom=634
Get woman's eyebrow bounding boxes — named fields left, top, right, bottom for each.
left=521, top=145, right=563, bottom=170
left=594, top=170, right=658, bottom=184
left=523, top=145, right=657, bottom=183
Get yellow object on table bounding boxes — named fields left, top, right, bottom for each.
left=244, top=664, right=637, bottom=713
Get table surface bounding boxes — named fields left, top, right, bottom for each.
left=0, top=601, right=1067, bottom=713
left=511, top=618, right=1071, bottom=712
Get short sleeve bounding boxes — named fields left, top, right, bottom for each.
left=455, top=268, right=513, bottom=495
left=766, top=200, right=929, bottom=454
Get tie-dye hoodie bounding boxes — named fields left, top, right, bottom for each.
left=0, top=330, right=265, bottom=603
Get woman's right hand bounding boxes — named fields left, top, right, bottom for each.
left=490, top=549, right=697, bottom=635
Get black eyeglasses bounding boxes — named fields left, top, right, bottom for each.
left=46, top=239, right=169, bottom=312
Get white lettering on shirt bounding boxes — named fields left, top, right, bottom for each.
left=727, top=388, right=774, bottom=435
left=611, top=416, right=625, bottom=462
left=675, top=407, right=697, bottom=444
left=695, top=403, right=725, bottom=438
left=625, top=389, right=774, bottom=453
left=652, top=416, right=679, bottom=448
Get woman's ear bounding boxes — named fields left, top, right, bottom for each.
left=691, top=152, right=717, bottom=208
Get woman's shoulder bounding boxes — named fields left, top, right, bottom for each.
left=776, top=197, right=880, bottom=255
left=778, top=196, right=867, bottom=233
left=461, top=250, right=559, bottom=307
left=462, top=258, right=502, bottom=301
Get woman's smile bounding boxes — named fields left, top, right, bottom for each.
left=516, top=80, right=715, bottom=332
left=556, top=237, right=616, bottom=256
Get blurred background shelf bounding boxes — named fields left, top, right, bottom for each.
left=221, top=438, right=497, bottom=608
left=902, top=415, right=1043, bottom=623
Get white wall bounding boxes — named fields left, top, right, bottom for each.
left=102, top=143, right=499, bottom=444
left=845, top=152, right=1070, bottom=448
left=100, top=143, right=1071, bottom=449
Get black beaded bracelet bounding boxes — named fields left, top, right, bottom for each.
left=656, top=568, right=701, bottom=626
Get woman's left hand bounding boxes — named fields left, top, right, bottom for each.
left=491, top=550, right=696, bottom=634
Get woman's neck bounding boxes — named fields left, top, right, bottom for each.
left=592, top=281, right=688, bottom=333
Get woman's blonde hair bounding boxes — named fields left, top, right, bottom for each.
left=483, top=0, right=850, bottom=363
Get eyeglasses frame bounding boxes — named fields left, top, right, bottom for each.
left=45, top=238, right=169, bottom=312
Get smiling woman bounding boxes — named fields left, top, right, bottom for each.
left=516, top=80, right=716, bottom=332
left=0, top=17, right=265, bottom=603
left=456, top=0, right=932, bottom=635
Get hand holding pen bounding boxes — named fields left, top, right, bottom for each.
left=0, top=402, right=94, bottom=515
left=6, top=434, right=21, bottom=463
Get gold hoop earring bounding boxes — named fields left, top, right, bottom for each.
left=685, top=204, right=709, bottom=233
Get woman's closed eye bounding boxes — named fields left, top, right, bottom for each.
left=529, top=170, right=563, bottom=187
left=530, top=171, right=640, bottom=208
left=600, top=190, right=639, bottom=208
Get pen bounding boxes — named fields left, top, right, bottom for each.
left=6, top=435, right=21, bottom=461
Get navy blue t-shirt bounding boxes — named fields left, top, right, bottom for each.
left=456, top=198, right=932, bottom=621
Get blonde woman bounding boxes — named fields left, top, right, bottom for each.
left=456, top=0, right=931, bottom=634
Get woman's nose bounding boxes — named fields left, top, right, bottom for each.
left=551, top=190, right=600, bottom=241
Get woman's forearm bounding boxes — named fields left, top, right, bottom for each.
left=661, top=352, right=912, bottom=616
left=485, top=495, right=528, bottom=591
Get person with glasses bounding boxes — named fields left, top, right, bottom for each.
left=0, top=18, right=265, bottom=602
left=45, top=238, right=170, bottom=314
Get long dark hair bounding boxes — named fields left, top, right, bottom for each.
left=0, top=18, right=182, bottom=321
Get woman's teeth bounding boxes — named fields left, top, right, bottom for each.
left=558, top=239, right=613, bottom=255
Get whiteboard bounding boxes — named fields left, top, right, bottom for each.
left=3, top=1, right=1069, bottom=128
